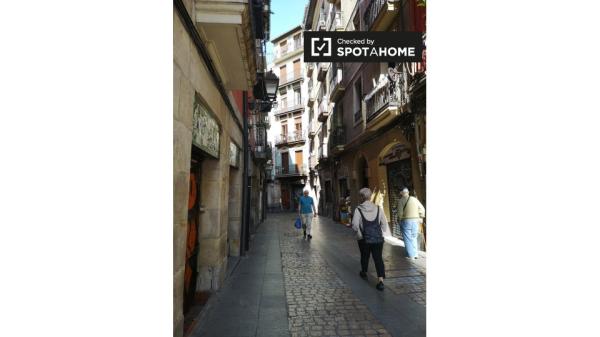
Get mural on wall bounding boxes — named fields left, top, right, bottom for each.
left=193, top=93, right=220, bottom=158
left=229, top=142, right=240, bottom=168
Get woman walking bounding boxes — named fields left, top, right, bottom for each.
left=351, top=188, right=391, bottom=291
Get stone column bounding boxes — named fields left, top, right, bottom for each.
left=228, top=165, right=243, bottom=256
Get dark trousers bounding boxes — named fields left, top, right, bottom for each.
left=357, top=239, right=385, bottom=278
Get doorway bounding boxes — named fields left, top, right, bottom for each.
left=295, top=150, right=303, bottom=173
left=281, top=184, right=290, bottom=210
left=183, top=156, right=203, bottom=335
left=386, top=159, right=413, bottom=237
left=281, top=152, right=289, bottom=174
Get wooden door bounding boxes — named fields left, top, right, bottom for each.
left=281, top=152, right=289, bottom=174
left=281, top=185, right=290, bottom=210
left=184, top=158, right=201, bottom=314
left=295, top=150, right=303, bottom=173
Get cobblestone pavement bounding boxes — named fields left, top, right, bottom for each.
left=308, top=215, right=427, bottom=307
left=280, top=227, right=392, bottom=337
left=193, top=212, right=425, bottom=337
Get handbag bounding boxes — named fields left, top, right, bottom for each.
left=294, top=217, right=302, bottom=229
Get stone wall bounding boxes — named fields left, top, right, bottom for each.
left=173, top=5, right=244, bottom=336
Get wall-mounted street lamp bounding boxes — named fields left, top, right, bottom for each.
left=264, top=70, right=279, bottom=102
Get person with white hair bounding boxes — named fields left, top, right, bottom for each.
left=351, top=187, right=391, bottom=291
left=397, top=187, right=425, bottom=259
left=298, top=189, right=316, bottom=239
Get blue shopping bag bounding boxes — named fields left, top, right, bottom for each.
left=294, top=217, right=302, bottom=229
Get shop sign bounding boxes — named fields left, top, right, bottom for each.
left=193, top=94, right=220, bottom=158
left=381, top=143, right=410, bottom=165
left=229, top=142, right=240, bottom=168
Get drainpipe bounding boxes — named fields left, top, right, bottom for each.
left=241, top=91, right=250, bottom=255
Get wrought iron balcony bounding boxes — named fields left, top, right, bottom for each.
left=307, top=80, right=316, bottom=106
left=308, top=121, right=317, bottom=138
left=365, top=72, right=408, bottom=122
left=318, top=98, right=330, bottom=123
left=318, top=13, right=327, bottom=31
left=329, top=127, right=346, bottom=153
left=309, top=153, right=318, bottom=169
left=275, top=40, right=303, bottom=60
left=328, top=11, right=344, bottom=31
left=318, top=143, right=329, bottom=161
left=317, top=63, right=328, bottom=82
left=279, top=71, right=303, bottom=86
left=275, top=164, right=308, bottom=177
left=252, top=111, right=270, bottom=128
left=306, top=62, right=314, bottom=77
left=273, top=101, right=304, bottom=115
left=253, top=142, right=272, bottom=161
left=363, top=0, right=400, bottom=31
left=274, top=131, right=307, bottom=147
left=328, top=63, right=345, bottom=101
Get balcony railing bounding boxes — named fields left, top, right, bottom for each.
left=329, top=127, right=346, bottom=151
left=253, top=142, right=272, bottom=160
left=318, top=13, right=327, bottom=30
left=274, top=101, right=304, bottom=115
left=275, top=164, right=308, bottom=177
left=364, top=0, right=387, bottom=30
left=252, top=111, right=270, bottom=128
left=318, top=143, right=329, bottom=160
left=328, top=11, right=344, bottom=31
left=318, top=98, right=330, bottom=122
left=306, top=62, right=315, bottom=77
left=309, top=154, right=318, bottom=169
left=308, top=120, right=317, bottom=138
left=279, top=71, right=303, bottom=85
left=275, top=131, right=307, bottom=146
left=276, top=40, right=303, bottom=59
left=365, top=72, right=408, bottom=122
left=328, top=63, right=344, bottom=101
left=317, top=62, right=328, bottom=82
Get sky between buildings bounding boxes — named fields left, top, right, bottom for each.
left=266, top=0, right=309, bottom=65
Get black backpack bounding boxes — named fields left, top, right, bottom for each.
left=357, top=207, right=384, bottom=244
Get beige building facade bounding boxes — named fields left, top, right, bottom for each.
left=173, top=0, right=270, bottom=336
left=304, top=0, right=426, bottom=245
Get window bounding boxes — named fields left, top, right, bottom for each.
left=293, top=59, right=301, bottom=78
left=281, top=124, right=288, bottom=137
left=294, top=117, right=302, bottom=134
left=279, top=65, right=287, bottom=83
left=353, top=78, right=362, bottom=123
left=279, top=40, right=288, bottom=55
left=293, top=87, right=301, bottom=105
left=293, top=34, right=301, bottom=50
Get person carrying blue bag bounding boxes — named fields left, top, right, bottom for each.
left=298, top=189, right=317, bottom=239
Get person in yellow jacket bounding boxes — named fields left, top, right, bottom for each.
left=397, top=188, right=425, bottom=259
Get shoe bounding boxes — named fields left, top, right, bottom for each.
left=376, top=281, right=384, bottom=291
left=359, top=271, right=367, bottom=280
left=307, top=235, right=312, bottom=240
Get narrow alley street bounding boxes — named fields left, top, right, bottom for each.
left=190, top=213, right=426, bottom=337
